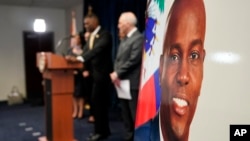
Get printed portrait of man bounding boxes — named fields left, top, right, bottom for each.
left=134, top=0, right=206, bottom=140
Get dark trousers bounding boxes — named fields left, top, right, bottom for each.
left=120, top=89, right=139, bottom=141
left=84, top=76, right=94, bottom=115
left=91, top=79, right=111, bottom=135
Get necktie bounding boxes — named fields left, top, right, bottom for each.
left=89, top=34, right=95, bottom=50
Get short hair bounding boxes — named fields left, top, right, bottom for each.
left=84, top=13, right=99, bottom=24
left=121, top=12, right=137, bottom=26
left=162, top=0, right=206, bottom=53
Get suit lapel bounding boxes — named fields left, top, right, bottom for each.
left=116, top=38, right=127, bottom=60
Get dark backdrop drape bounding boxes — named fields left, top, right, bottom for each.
left=83, top=0, right=147, bottom=61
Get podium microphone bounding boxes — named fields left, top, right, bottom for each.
left=55, top=35, right=76, bottom=49
left=55, top=35, right=79, bottom=56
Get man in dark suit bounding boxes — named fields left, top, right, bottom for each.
left=110, top=12, right=144, bottom=141
left=134, top=0, right=206, bottom=141
left=67, top=13, right=113, bottom=141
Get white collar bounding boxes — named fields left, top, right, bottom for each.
left=127, top=27, right=137, bottom=38
left=91, top=26, right=101, bottom=36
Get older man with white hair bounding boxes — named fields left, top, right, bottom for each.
left=110, top=11, right=144, bottom=141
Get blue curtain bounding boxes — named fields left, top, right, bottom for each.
left=83, top=0, right=147, bottom=61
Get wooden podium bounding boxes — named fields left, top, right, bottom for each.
left=36, top=52, right=82, bottom=141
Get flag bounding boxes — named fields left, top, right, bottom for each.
left=135, top=0, right=170, bottom=128
left=70, top=11, right=78, bottom=48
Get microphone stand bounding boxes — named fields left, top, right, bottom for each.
left=55, top=36, right=73, bottom=56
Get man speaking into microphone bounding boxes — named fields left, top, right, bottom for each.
left=66, top=12, right=113, bottom=141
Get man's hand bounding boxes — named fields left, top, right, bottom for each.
left=82, top=70, right=89, bottom=77
left=110, top=72, right=120, bottom=87
left=73, top=70, right=78, bottom=75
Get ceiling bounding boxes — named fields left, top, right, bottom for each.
left=0, top=0, right=83, bottom=9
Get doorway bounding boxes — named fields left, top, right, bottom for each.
left=23, top=31, right=54, bottom=105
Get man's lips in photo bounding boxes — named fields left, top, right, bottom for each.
left=172, top=97, right=189, bottom=116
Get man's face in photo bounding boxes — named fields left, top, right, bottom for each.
left=159, top=0, right=206, bottom=140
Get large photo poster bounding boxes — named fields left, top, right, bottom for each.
left=135, top=0, right=206, bottom=140
left=135, top=0, right=250, bottom=141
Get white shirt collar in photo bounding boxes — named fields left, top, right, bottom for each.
left=127, top=27, right=137, bottom=38
left=91, top=25, right=101, bottom=36
left=159, top=110, right=164, bottom=141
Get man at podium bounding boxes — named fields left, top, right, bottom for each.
left=66, top=13, right=113, bottom=141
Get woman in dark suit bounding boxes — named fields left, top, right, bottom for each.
left=68, top=35, right=85, bottom=119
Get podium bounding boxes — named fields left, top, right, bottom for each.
left=36, top=52, right=82, bottom=141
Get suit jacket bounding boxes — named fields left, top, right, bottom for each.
left=82, top=28, right=113, bottom=82
left=114, top=30, right=143, bottom=90
left=134, top=113, right=160, bottom=141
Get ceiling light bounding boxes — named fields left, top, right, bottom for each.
left=33, top=19, right=46, bottom=33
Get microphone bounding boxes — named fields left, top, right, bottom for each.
left=62, top=35, right=77, bottom=40
left=55, top=35, right=77, bottom=49
left=55, top=35, right=77, bottom=55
